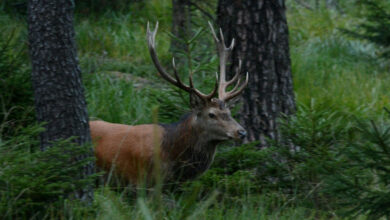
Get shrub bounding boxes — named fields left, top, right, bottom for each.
left=326, top=112, right=390, bottom=219
left=0, top=31, right=35, bottom=138
left=266, top=100, right=356, bottom=209
left=0, top=124, right=97, bottom=219
left=343, top=0, right=390, bottom=58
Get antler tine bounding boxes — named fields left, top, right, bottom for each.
left=208, top=21, right=219, bottom=44
left=224, top=72, right=249, bottom=101
left=172, top=57, right=184, bottom=84
left=208, top=22, right=248, bottom=102
left=209, top=22, right=243, bottom=101
left=231, top=76, right=242, bottom=92
left=147, top=22, right=186, bottom=90
left=225, top=59, right=242, bottom=87
left=188, top=73, right=195, bottom=89
left=219, top=28, right=225, bottom=46
left=147, top=22, right=218, bottom=101
left=219, top=28, right=235, bottom=50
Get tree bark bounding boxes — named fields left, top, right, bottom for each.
left=171, top=0, right=191, bottom=53
left=217, top=0, right=295, bottom=147
left=28, top=0, right=94, bottom=202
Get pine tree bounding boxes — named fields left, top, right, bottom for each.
left=217, top=0, right=296, bottom=147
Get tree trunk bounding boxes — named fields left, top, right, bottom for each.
left=28, top=0, right=94, bottom=202
left=171, top=0, right=191, bottom=53
left=217, top=0, right=295, bottom=147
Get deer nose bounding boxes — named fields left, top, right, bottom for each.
left=237, top=129, right=247, bottom=139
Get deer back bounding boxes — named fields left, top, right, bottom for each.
left=90, top=120, right=165, bottom=184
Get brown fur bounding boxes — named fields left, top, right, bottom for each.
left=90, top=121, right=164, bottom=184
left=160, top=114, right=220, bottom=181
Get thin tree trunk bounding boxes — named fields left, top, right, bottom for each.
left=28, top=0, right=94, bottom=202
left=171, top=0, right=191, bottom=53
left=217, top=0, right=295, bottom=147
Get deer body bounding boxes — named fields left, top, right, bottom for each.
left=91, top=22, right=249, bottom=184
left=91, top=112, right=222, bottom=183
left=91, top=121, right=164, bottom=183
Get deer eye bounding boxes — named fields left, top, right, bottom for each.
left=208, top=113, right=216, bottom=119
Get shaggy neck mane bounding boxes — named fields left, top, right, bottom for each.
left=160, top=112, right=220, bottom=181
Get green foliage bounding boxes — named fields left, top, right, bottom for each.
left=92, top=189, right=319, bottom=220
left=326, top=113, right=390, bottom=219
left=85, top=72, right=153, bottom=124
left=0, top=124, right=97, bottom=219
left=167, top=26, right=219, bottom=92
left=191, top=143, right=264, bottom=197
left=0, top=30, right=34, bottom=138
left=343, top=0, right=390, bottom=58
left=292, top=36, right=389, bottom=118
left=0, top=0, right=26, bottom=15
left=75, top=5, right=171, bottom=77
left=266, top=101, right=355, bottom=208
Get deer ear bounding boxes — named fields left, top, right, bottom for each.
left=190, top=93, right=206, bottom=109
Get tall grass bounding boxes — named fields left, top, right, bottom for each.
left=292, top=36, right=390, bottom=118
left=85, top=73, right=154, bottom=124
left=76, top=0, right=172, bottom=77
left=93, top=190, right=323, bottom=220
left=289, top=8, right=390, bottom=118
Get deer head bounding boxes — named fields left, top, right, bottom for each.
left=147, top=22, right=248, bottom=141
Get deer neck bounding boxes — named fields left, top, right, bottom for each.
left=160, top=114, right=220, bottom=181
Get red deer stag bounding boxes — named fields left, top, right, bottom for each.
left=90, top=22, right=249, bottom=184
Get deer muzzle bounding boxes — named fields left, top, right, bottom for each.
left=237, top=129, right=247, bottom=140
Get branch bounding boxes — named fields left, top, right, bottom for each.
left=188, top=1, right=215, bottom=23
left=294, top=0, right=313, bottom=10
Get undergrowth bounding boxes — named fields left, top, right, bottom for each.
left=0, top=124, right=97, bottom=219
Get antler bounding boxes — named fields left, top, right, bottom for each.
left=147, top=22, right=218, bottom=101
left=208, top=22, right=249, bottom=102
